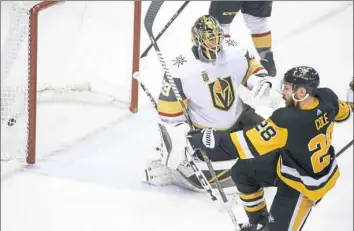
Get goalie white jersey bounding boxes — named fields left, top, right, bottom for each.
left=157, top=39, right=267, bottom=130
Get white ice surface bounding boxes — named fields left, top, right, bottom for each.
left=1, top=1, right=353, bottom=231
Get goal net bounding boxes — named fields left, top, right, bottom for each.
left=1, top=1, right=141, bottom=165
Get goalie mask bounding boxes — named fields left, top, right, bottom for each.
left=191, top=15, right=224, bottom=62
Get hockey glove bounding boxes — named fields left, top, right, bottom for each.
left=246, top=73, right=273, bottom=100
left=186, top=128, right=222, bottom=150
left=252, top=77, right=273, bottom=101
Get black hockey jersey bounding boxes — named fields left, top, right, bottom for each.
left=224, top=88, right=351, bottom=201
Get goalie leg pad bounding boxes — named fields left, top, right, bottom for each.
left=158, top=121, right=191, bottom=170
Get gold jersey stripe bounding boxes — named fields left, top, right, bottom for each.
left=335, top=100, right=351, bottom=121
left=241, top=58, right=265, bottom=87
left=230, top=132, right=249, bottom=159
left=157, top=99, right=188, bottom=116
left=276, top=159, right=340, bottom=201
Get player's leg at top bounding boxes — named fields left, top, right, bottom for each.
left=208, top=1, right=277, bottom=77
left=242, top=2, right=276, bottom=77
left=208, top=1, right=242, bottom=37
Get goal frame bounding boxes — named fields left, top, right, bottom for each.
left=25, top=1, right=141, bottom=164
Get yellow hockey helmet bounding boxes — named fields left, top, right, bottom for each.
left=191, top=15, right=224, bottom=61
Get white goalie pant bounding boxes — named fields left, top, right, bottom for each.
left=144, top=121, right=238, bottom=194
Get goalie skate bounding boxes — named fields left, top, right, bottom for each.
left=145, top=158, right=174, bottom=186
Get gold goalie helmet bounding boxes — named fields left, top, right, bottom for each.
left=191, top=15, right=224, bottom=61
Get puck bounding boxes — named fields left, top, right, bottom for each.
left=7, top=118, right=16, bottom=126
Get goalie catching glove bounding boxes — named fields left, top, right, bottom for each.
left=247, top=73, right=274, bottom=101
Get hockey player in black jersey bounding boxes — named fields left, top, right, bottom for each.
left=187, top=66, right=351, bottom=230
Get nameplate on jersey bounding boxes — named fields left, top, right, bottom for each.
left=208, top=76, right=235, bottom=111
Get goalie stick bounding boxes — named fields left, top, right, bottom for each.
left=144, top=2, right=240, bottom=230
left=137, top=1, right=188, bottom=113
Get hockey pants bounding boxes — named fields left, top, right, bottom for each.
left=231, top=152, right=316, bottom=231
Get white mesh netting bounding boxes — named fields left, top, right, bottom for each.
left=1, top=1, right=139, bottom=165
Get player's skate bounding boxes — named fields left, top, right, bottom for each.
left=145, top=158, right=174, bottom=186
left=239, top=223, right=269, bottom=231
left=260, top=51, right=277, bottom=77
left=239, top=211, right=274, bottom=231
left=239, top=214, right=273, bottom=231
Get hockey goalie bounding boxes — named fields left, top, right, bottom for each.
left=143, top=15, right=277, bottom=194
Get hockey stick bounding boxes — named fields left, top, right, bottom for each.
left=144, top=2, right=240, bottom=230
left=140, top=1, right=189, bottom=58
left=336, top=140, right=353, bottom=158
left=137, top=1, right=189, bottom=113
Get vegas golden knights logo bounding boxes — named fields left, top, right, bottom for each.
left=208, top=77, right=235, bottom=111
left=202, top=71, right=209, bottom=82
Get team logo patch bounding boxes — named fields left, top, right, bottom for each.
left=294, top=66, right=311, bottom=79
left=208, top=76, right=235, bottom=111
left=173, top=55, right=187, bottom=67
left=202, top=71, right=209, bottom=82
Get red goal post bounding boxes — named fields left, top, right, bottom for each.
left=1, top=1, right=142, bottom=164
